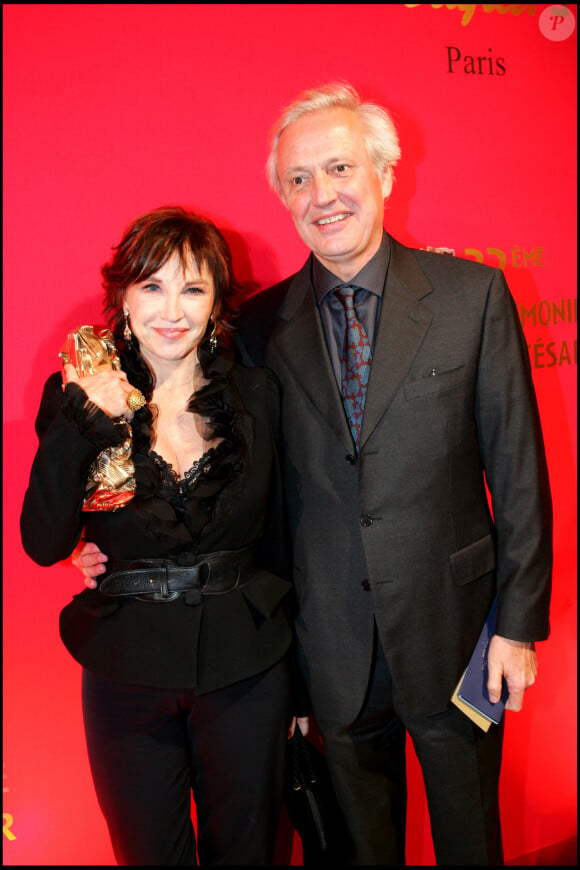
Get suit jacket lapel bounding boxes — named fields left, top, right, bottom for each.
left=273, top=259, right=353, bottom=445
left=361, top=238, right=434, bottom=449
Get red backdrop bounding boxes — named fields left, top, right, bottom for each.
left=3, top=4, right=576, bottom=865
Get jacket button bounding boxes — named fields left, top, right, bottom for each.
left=345, top=454, right=357, bottom=465
left=360, top=514, right=373, bottom=527
left=361, top=579, right=371, bottom=591
left=184, top=589, right=202, bottom=606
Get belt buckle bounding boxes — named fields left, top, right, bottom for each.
left=135, top=566, right=181, bottom=603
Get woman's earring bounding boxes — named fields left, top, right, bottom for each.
left=208, top=321, right=218, bottom=354
left=123, top=312, right=132, bottom=343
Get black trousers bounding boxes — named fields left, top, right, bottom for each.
left=81, top=658, right=291, bottom=866
left=318, top=629, right=504, bottom=866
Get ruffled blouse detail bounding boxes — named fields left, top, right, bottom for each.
left=60, top=344, right=247, bottom=554
left=121, top=346, right=247, bottom=552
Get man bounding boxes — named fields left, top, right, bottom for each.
left=76, top=83, right=552, bottom=865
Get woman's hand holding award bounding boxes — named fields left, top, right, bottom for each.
left=59, top=325, right=141, bottom=511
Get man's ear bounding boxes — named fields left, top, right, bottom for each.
left=381, top=165, right=394, bottom=200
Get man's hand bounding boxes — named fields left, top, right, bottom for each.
left=487, top=634, right=537, bottom=712
left=71, top=539, right=108, bottom=589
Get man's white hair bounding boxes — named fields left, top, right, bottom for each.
left=265, top=82, right=401, bottom=198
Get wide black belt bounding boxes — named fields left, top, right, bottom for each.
left=99, top=548, right=255, bottom=603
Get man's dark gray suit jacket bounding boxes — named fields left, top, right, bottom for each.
left=236, top=235, right=552, bottom=727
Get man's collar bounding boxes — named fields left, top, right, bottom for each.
left=312, top=232, right=391, bottom=303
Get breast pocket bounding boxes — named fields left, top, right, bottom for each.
left=404, top=365, right=465, bottom=400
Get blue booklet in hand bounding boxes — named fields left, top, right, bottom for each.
left=451, top=597, right=509, bottom=729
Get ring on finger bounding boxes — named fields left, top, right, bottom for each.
left=127, top=388, right=146, bottom=412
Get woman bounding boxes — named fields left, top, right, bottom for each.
left=20, top=206, right=294, bottom=865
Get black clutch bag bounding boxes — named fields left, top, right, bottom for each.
left=284, top=727, right=353, bottom=866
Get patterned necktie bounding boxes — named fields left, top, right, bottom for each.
left=334, top=285, right=372, bottom=449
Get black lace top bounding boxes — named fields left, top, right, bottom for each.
left=150, top=448, right=216, bottom=501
